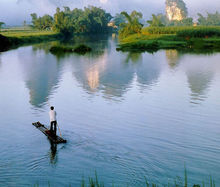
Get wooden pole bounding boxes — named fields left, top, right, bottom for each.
left=57, top=122, right=62, bottom=137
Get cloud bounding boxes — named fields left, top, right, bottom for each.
left=184, top=0, right=220, bottom=17
left=1, top=0, right=220, bottom=25
left=99, top=0, right=108, bottom=4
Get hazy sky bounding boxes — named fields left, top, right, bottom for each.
left=1, top=0, right=220, bottom=25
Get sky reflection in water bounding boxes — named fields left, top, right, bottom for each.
left=0, top=35, right=220, bottom=186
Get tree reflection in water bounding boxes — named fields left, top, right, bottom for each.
left=18, top=46, right=63, bottom=108
left=165, top=50, right=181, bottom=68
left=174, top=51, right=217, bottom=105
left=124, top=52, right=142, bottom=64
left=72, top=48, right=163, bottom=99
left=185, top=64, right=214, bottom=105
left=20, top=36, right=219, bottom=107
left=164, top=50, right=217, bottom=105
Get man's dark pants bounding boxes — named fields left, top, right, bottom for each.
left=50, top=121, right=57, bottom=137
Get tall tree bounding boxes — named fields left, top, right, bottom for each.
left=0, top=22, right=5, bottom=31
left=53, top=6, right=112, bottom=35
left=147, top=14, right=165, bottom=27
left=31, top=13, right=53, bottom=30
left=167, top=17, right=193, bottom=26
left=113, top=13, right=126, bottom=27
left=180, top=17, right=193, bottom=26
left=23, top=20, right=27, bottom=27
left=198, top=12, right=220, bottom=26
left=83, top=6, right=112, bottom=33
left=41, top=15, right=54, bottom=30
left=30, top=13, right=38, bottom=26
left=119, top=11, right=143, bottom=38
left=197, top=13, right=207, bottom=25
left=53, top=8, right=74, bottom=35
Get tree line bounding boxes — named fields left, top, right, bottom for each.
left=0, top=22, right=5, bottom=31
left=31, top=6, right=112, bottom=36
left=29, top=5, right=220, bottom=38
left=146, top=12, right=220, bottom=27
left=117, top=11, right=220, bottom=38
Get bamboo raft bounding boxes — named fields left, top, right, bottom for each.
left=32, top=122, right=67, bottom=144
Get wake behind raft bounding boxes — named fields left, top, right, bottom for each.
left=32, top=122, right=67, bottom=144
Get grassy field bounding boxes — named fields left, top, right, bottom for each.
left=2, top=30, right=57, bottom=38
left=142, top=26, right=220, bottom=35
left=1, top=27, right=57, bottom=38
left=117, top=26, right=220, bottom=52
left=0, top=27, right=61, bottom=52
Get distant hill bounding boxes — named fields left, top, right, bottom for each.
left=166, top=0, right=188, bottom=21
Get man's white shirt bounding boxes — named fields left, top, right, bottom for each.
left=49, top=110, right=57, bottom=122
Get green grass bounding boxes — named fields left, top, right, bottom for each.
left=81, top=172, right=104, bottom=187
left=0, top=28, right=61, bottom=52
left=117, top=26, right=220, bottom=52
left=31, top=169, right=217, bottom=187
left=49, top=44, right=92, bottom=56
left=142, top=26, right=220, bottom=35
left=117, top=33, right=186, bottom=52
left=1, top=29, right=57, bottom=38
left=177, top=28, right=220, bottom=38
left=80, top=171, right=216, bottom=187
left=1, top=27, right=57, bottom=37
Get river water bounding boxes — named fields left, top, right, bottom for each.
left=0, top=35, right=220, bottom=186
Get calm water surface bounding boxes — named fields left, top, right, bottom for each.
left=0, top=35, right=220, bottom=186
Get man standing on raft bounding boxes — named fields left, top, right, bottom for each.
left=49, top=106, right=57, bottom=137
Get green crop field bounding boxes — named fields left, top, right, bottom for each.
left=142, top=26, right=220, bottom=36
left=117, top=26, right=220, bottom=52
left=0, top=27, right=61, bottom=52
left=1, top=28, right=57, bottom=38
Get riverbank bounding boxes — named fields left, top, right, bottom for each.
left=0, top=29, right=61, bottom=52
left=117, top=26, right=220, bottom=53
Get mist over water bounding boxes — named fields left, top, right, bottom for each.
left=0, top=35, right=220, bottom=186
